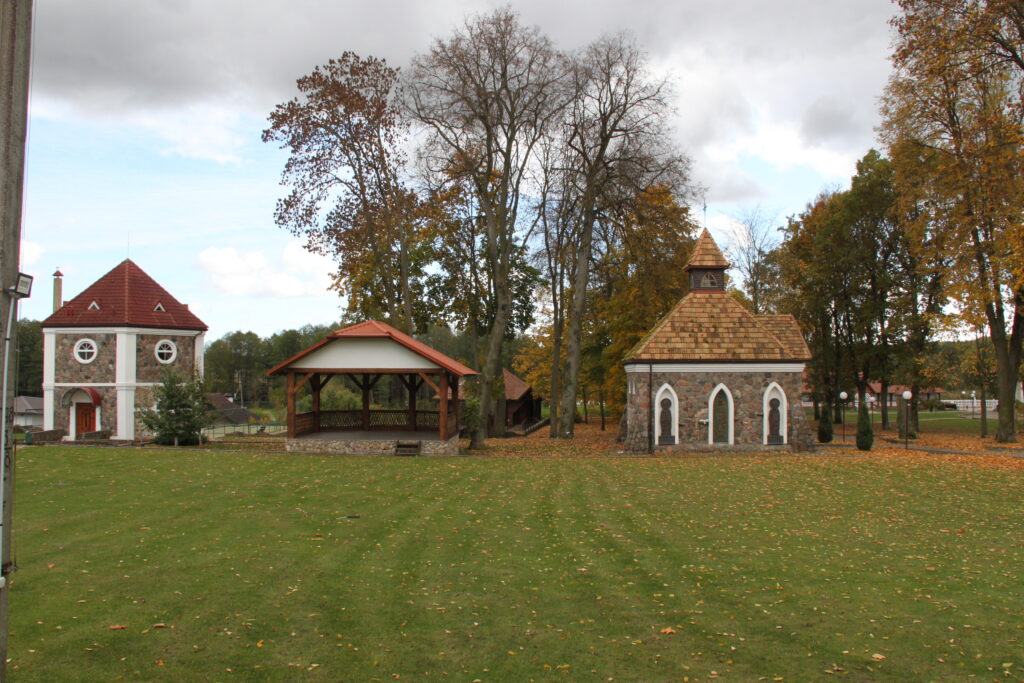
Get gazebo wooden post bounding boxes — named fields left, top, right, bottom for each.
left=407, top=373, right=417, bottom=431
left=361, top=373, right=370, bottom=431
left=452, top=375, right=460, bottom=437
left=311, top=374, right=321, bottom=433
left=286, top=371, right=296, bottom=438
left=439, top=371, right=449, bottom=441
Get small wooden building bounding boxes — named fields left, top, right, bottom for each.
left=503, top=369, right=542, bottom=429
left=267, top=320, right=476, bottom=455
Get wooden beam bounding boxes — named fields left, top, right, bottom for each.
left=452, top=375, right=460, bottom=437
left=286, top=372, right=296, bottom=438
left=362, top=373, right=370, bottom=430
left=311, top=374, right=321, bottom=434
left=407, top=372, right=417, bottom=431
left=439, top=372, right=449, bottom=442
left=417, top=372, right=440, bottom=395
left=289, top=371, right=315, bottom=395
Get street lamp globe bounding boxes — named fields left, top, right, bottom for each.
left=902, top=390, right=912, bottom=401
left=839, top=391, right=848, bottom=400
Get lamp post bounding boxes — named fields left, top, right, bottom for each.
left=971, top=390, right=976, bottom=420
left=0, top=272, right=32, bottom=591
left=902, top=390, right=912, bottom=449
left=839, top=391, right=848, bottom=442
left=961, top=390, right=966, bottom=414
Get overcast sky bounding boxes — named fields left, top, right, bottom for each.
left=18, top=0, right=896, bottom=339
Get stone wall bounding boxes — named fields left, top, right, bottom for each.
left=54, top=332, right=116, bottom=383
left=136, top=334, right=197, bottom=382
left=134, top=385, right=156, bottom=438
left=624, top=369, right=813, bottom=452
left=285, top=435, right=460, bottom=456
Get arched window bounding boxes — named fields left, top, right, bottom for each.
left=654, top=383, right=678, bottom=446
left=700, top=271, right=720, bottom=288
left=763, top=382, right=788, bottom=445
left=708, top=383, right=734, bottom=445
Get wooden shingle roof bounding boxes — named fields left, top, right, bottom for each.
left=625, top=292, right=809, bottom=363
left=685, top=228, right=731, bottom=270
left=41, top=259, right=207, bottom=331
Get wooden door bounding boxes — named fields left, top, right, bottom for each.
left=76, top=403, right=96, bottom=437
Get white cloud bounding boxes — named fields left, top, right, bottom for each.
left=197, top=241, right=335, bottom=298
left=20, top=241, right=44, bottom=267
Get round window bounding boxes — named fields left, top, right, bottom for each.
left=74, top=338, right=98, bottom=364
left=155, top=339, right=178, bottom=364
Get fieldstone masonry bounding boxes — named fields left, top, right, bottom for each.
left=55, top=333, right=116, bottom=383
left=625, top=370, right=814, bottom=452
left=136, top=334, right=197, bottom=382
left=286, top=435, right=460, bottom=456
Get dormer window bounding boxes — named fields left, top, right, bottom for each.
left=87, top=301, right=100, bottom=311
left=154, top=302, right=166, bottom=312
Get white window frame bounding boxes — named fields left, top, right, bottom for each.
left=654, top=383, right=679, bottom=446
left=707, top=383, right=735, bottom=445
left=74, top=338, right=98, bottom=364
left=154, top=339, right=178, bottom=364
left=762, top=382, right=788, bottom=445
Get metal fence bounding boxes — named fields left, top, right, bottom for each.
left=202, top=422, right=286, bottom=440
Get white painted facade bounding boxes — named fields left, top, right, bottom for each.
left=288, top=337, right=440, bottom=371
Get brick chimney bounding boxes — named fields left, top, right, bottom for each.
left=52, top=268, right=63, bottom=313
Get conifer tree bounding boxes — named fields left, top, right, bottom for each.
left=856, top=399, right=873, bottom=451
left=140, top=370, right=211, bottom=446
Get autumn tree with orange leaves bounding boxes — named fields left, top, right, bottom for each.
left=882, top=0, right=1024, bottom=442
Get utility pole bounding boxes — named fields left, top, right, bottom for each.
left=0, top=0, right=34, bottom=678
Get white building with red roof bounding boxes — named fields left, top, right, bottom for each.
left=40, top=260, right=207, bottom=440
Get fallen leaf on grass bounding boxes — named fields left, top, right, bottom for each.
left=660, top=627, right=677, bottom=635
left=108, top=625, right=127, bottom=630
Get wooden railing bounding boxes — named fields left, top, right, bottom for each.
left=292, top=409, right=455, bottom=437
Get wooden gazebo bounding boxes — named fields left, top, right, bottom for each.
left=266, top=321, right=477, bottom=455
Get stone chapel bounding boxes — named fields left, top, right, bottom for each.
left=623, top=229, right=814, bottom=452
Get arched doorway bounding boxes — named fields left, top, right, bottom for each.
left=61, top=388, right=102, bottom=440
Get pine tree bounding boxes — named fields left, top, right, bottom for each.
left=140, top=370, right=211, bottom=446
left=817, top=401, right=833, bottom=443
left=856, top=399, right=873, bottom=451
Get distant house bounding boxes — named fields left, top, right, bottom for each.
left=206, top=393, right=260, bottom=426
left=502, top=369, right=542, bottom=429
left=866, top=382, right=944, bottom=407
left=41, top=261, right=207, bottom=440
left=13, top=396, right=43, bottom=428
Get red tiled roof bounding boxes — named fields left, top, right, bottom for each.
left=625, top=291, right=808, bottom=362
left=685, top=228, right=731, bottom=270
left=267, top=320, right=478, bottom=377
left=41, top=260, right=207, bottom=331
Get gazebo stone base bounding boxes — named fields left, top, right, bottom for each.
left=285, top=434, right=460, bottom=456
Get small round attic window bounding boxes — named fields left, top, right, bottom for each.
left=74, top=338, right=97, bottom=364
left=155, top=340, right=177, bottom=364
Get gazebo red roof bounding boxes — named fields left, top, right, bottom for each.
left=267, top=320, right=478, bottom=377
left=41, top=259, right=207, bottom=331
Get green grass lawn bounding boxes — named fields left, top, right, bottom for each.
left=819, top=409, right=1003, bottom=437
left=11, top=446, right=1024, bottom=681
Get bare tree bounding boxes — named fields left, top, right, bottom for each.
left=729, top=205, right=782, bottom=315
left=555, top=33, right=690, bottom=438
left=406, top=8, right=569, bottom=448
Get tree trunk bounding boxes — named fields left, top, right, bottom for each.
left=987, top=294, right=1023, bottom=443
left=470, top=257, right=512, bottom=449
left=599, top=387, right=605, bottom=431
left=581, top=386, right=589, bottom=423
left=399, top=237, right=413, bottom=334
left=880, top=380, right=890, bottom=430
left=557, top=202, right=596, bottom=438
left=548, top=316, right=562, bottom=438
